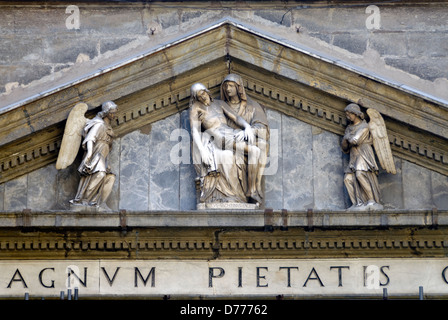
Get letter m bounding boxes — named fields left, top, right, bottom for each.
left=134, top=267, right=155, bottom=287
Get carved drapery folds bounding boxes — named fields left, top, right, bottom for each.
left=56, top=101, right=118, bottom=210
left=341, top=103, right=396, bottom=211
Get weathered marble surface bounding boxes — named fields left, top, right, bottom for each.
left=402, top=161, right=433, bottom=209
left=0, top=108, right=446, bottom=212
left=179, top=110, right=197, bottom=211
left=119, top=130, right=150, bottom=211
left=264, top=109, right=282, bottom=210
left=312, top=127, right=346, bottom=210
left=432, top=171, right=448, bottom=209
left=27, top=164, right=58, bottom=211
left=281, top=115, right=314, bottom=210
left=149, top=114, right=180, bottom=210
left=3, top=175, right=27, bottom=210
left=378, top=158, right=403, bottom=209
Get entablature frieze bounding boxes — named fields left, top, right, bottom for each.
left=0, top=217, right=446, bottom=260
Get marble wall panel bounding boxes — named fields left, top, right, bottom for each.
left=119, top=130, right=150, bottom=211
left=281, top=114, right=313, bottom=210
left=432, top=171, right=448, bottom=210
left=312, top=127, right=345, bottom=210
left=402, top=161, right=433, bottom=209
left=264, top=109, right=283, bottom=210
left=4, top=175, right=27, bottom=210
left=27, top=164, right=58, bottom=210
left=378, top=158, right=404, bottom=209
left=179, top=110, right=197, bottom=211
left=106, top=138, right=121, bottom=211
left=149, top=113, right=180, bottom=210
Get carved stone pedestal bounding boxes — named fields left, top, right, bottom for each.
left=197, top=202, right=259, bottom=210
left=347, top=201, right=384, bottom=211
left=69, top=203, right=113, bottom=212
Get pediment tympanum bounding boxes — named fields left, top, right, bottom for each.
left=0, top=19, right=447, bottom=189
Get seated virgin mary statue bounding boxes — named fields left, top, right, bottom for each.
left=189, top=82, right=264, bottom=209
left=219, top=74, right=270, bottom=206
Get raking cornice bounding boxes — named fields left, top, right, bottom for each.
left=0, top=18, right=447, bottom=183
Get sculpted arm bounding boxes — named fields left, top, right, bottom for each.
left=189, top=104, right=203, bottom=150
left=347, top=127, right=370, bottom=146
left=220, top=102, right=255, bottom=144
left=341, top=136, right=350, bottom=153
left=220, top=103, right=251, bottom=130
left=85, top=141, right=93, bottom=161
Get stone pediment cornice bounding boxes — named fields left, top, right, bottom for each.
left=0, top=18, right=447, bottom=183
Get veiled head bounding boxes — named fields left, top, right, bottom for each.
left=220, top=73, right=247, bottom=103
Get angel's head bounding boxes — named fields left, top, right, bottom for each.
left=344, top=103, right=364, bottom=123
left=99, top=101, right=118, bottom=120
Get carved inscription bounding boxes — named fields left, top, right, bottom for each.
left=1, top=259, right=448, bottom=298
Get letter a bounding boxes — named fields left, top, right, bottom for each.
left=7, top=269, right=28, bottom=288
left=303, top=267, right=324, bottom=287
left=66, top=5, right=80, bottom=30
left=365, top=5, right=381, bottom=30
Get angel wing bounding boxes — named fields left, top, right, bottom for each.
left=55, top=102, right=88, bottom=170
left=366, top=108, right=396, bottom=174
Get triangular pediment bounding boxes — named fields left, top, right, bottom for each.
left=0, top=18, right=447, bottom=184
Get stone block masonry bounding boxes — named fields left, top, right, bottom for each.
left=0, top=2, right=447, bottom=101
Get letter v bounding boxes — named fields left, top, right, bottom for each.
left=101, top=267, right=120, bottom=286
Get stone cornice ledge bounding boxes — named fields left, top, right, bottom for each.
left=0, top=209, right=444, bottom=229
